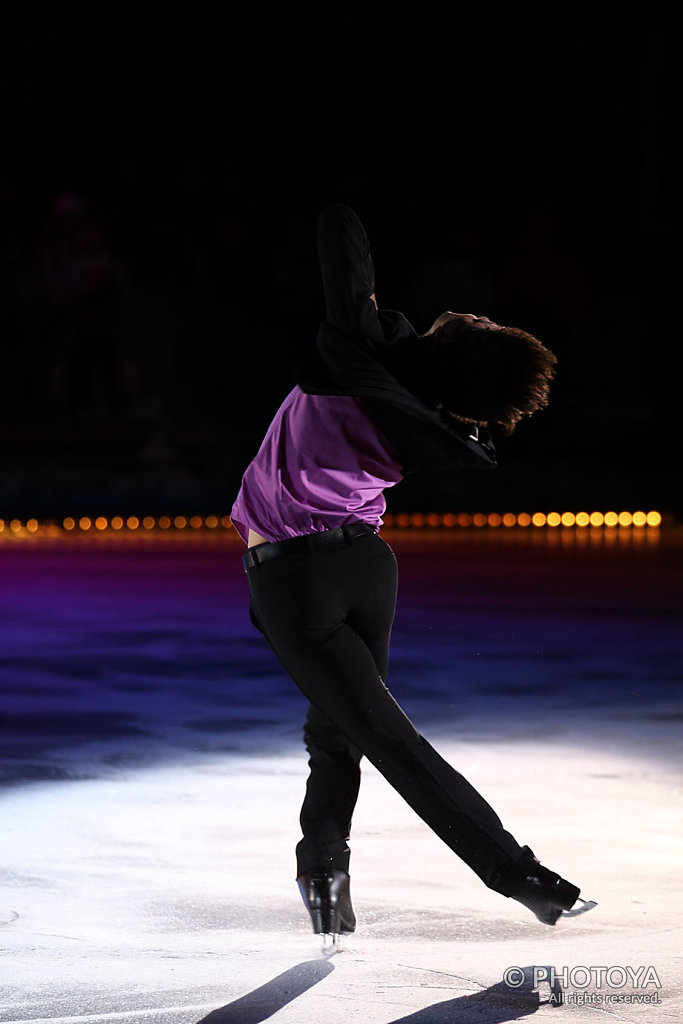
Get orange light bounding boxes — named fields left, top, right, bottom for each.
left=472, top=512, right=487, bottom=527
left=143, top=516, right=155, bottom=530
left=502, top=513, right=516, bottom=527
left=190, top=515, right=203, bottom=529
left=26, top=519, right=39, bottom=533
left=604, top=511, right=619, bottom=527
left=63, top=517, right=76, bottom=531
left=632, top=510, right=647, bottom=527
left=10, top=519, right=23, bottom=533
left=547, top=512, right=561, bottom=528
left=0, top=520, right=5, bottom=532
left=127, top=516, right=140, bottom=530
left=95, top=517, right=108, bottom=531
left=396, top=513, right=411, bottom=527
left=561, top=512, right=576, bottom=527
left=589, top=511, right=604, bottom=527
left=646, top=510, right=662, bottom=527
left=442, top=513, right=457, bottom=527
left=618, top=511, right=632, bottom=527
left=205, top=515, right=219, bottom=529
left=411, top=513, right=425, bottom=527
left=221, top=515, right=232, bottom=529
left=457, top=513, right=472, bottom=527
left=575, top=512, right=590, bottom=527
left=79, top=517, right=92, bottom=531
left=487, top=513, right=502, bottom=527
left=158, top=516, right=171, bottom=529
left=427, top=513, right=441, bottom=528
left=517, top=512, right=531, bottom=527
left=174, top=515, right=187, bottom=529
left=532, top=512, right=546, bottom=527
left=111, top=516, right=124, bottom=530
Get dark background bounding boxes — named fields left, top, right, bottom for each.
left=1, top=5, right=680, bottom=520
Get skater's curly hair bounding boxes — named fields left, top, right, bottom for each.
left=425, top=317, right=558, bottom=435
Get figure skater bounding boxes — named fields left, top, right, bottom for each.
left=230, top=204, right=595, bottom=947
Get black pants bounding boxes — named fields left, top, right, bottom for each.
left=246, top=529, right=528, bottom=890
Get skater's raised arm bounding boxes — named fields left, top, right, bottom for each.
left=316, top=204, right=385, bottom=348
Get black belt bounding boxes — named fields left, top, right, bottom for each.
left=243, top=523, right=376, bottom=571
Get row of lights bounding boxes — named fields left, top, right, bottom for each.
left=0, top=514, right=233, bottom=535
left=383, top=510, right=663, bottom=529
left=61, top=514, right=232, bottom=532
left=0, top=510, right=664, bottom=536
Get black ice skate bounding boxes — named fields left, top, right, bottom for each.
left=297, top=869, right=356, bottom=951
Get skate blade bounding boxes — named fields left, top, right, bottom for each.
left=321, top=932, right=341, bottom=954
left=562, top=898, right=597, bottom=918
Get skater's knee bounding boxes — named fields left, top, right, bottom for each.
left=303, top=722, right=359, bottom=758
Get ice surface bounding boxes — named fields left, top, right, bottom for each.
left=1, top=530, right=681, bottom=1023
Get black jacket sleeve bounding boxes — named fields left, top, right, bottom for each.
left=316, top=203, right=384, bottom=347
left=316, top=204, right=417, bottom=349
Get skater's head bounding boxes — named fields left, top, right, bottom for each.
left=421, top=312, right=557, bottom=435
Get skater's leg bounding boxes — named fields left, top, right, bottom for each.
left=295, top=701, right=363, bottom=876
left=253, top=592, right=362, bottom=875
left=294, top=561, right=391, bottom=877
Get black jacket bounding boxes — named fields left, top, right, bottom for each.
left=299, top=204, right=496, bottom=478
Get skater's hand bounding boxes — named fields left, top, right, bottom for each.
left=423, top=311, right=497, bottom=339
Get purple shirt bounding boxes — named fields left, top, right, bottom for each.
left=230, top=386, right=402, bottom=543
